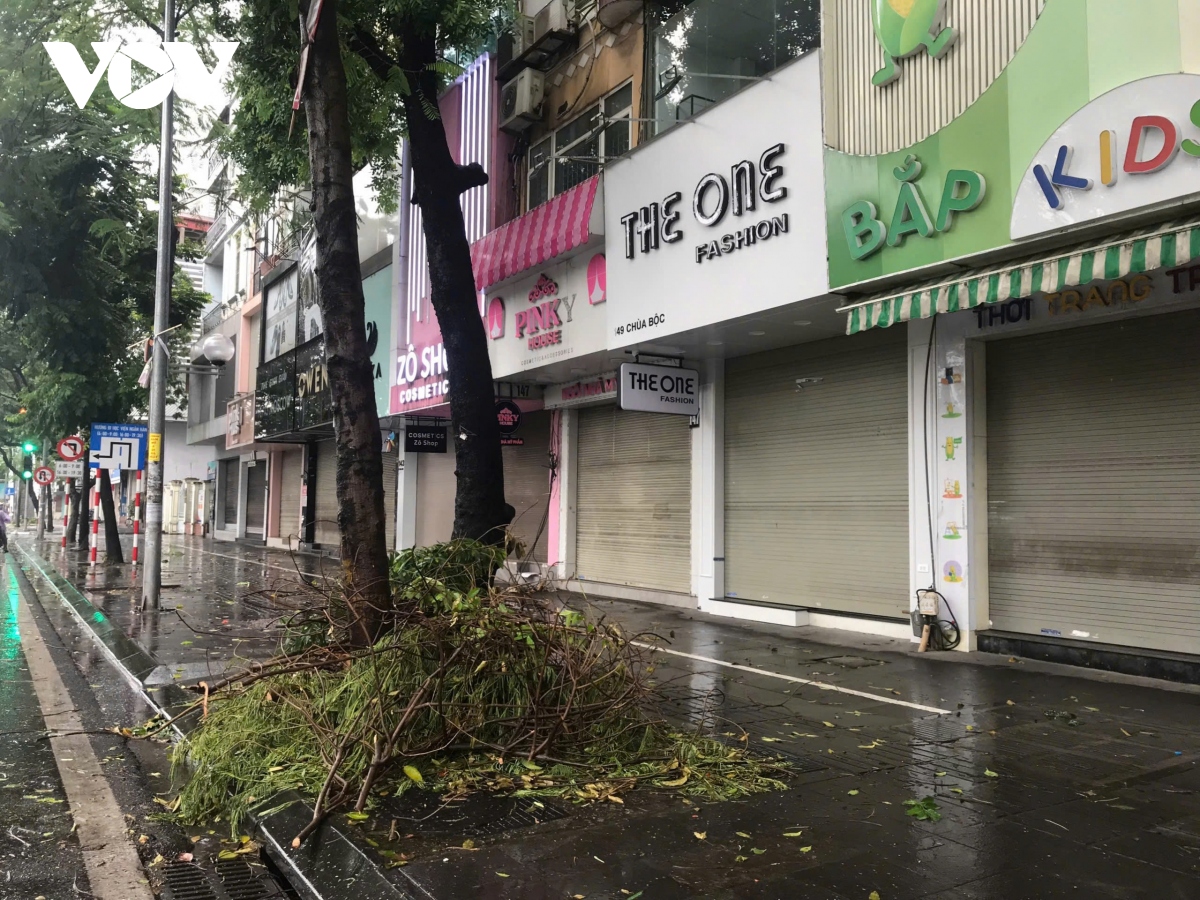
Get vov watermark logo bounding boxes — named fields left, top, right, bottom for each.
left=43, top=40, right=238, bottom=109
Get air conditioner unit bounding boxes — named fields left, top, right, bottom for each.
left=499, top=69, right=545, bottom=133
left=512, top=14, right=536, bottom=56
left=534, top=1, right=572, bottom=43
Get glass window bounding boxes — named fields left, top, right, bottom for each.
left=651, top=0, right=819, bottom=135
left=526, top=81, right=634, bottom=210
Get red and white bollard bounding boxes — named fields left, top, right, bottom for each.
left=131, top=470, right=142, bottom=567
left=61, top=477, right=71, bottom=549
left=89, top=481, right=100, bottom=567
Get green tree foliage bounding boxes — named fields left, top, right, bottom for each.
left=0, top=0, right=207, bottom=546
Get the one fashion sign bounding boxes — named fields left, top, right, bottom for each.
left=44, top=40, right=238, bottom=109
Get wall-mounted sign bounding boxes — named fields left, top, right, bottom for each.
left=972, top=275, right=1157, bottom=332
left=617, top=363, right=699, bottom=416
left=1012, top=74, right=1200, bottom=241
left=619, top=143, right=789, bottom=267
left=842, top=155, right=986, bottom=261
left=404, top=425, right=448, bottom=454
left=604, top=54, right=827, bottom=348
left=869, top=0, right=957, bottom=88
left=484, top=252, right=609, bottom=379
left=391, top=311, right=451, bottom=415
left=496, top=400, right=521, bottom=434
left=543, top=373, right=618, bottom=409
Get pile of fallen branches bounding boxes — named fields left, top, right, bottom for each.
left=168, top=541, right=786, bottom=840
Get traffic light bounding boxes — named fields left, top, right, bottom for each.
left=21, top=451, right=32, bottom=479
left=21, top=441, right=36, bottom=453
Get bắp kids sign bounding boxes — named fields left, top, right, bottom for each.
left=1012, top=74, right=1200, bottom=241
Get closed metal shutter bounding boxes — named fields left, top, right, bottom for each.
left=245, top=461, right=267, bottom=535
left=314, top=441, right=339, bottom=548
left=220, top=459, right=239, bottom=527
left=725, top=328, right=909, bottom=618
left=278, top=449, right=304, bottom=544
left=576, top=407, right=691, bottom=593
left=416, top=442, right=456, bottom=547
left=381, top=446, right=398, bottom=551
left=504, top=411, right=551, bottom=563
left=986, top=309, right=1200, bottom=654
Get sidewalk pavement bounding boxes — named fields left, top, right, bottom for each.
left=13, top=534, right=1200, bottom=899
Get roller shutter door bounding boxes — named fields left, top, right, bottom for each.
left=278, top=449, right=304, bottom=544
left=576, top=407, right=691, bottom=593
left=314, top=441, right=339, bottom=548
left=416, top=443, right=456, bottom=547
left=504, top=411, right=551, bottom=563
left=220, top=459, right=239, bottom=527
left=381, top=446, right=398, bottom=551
left=725, top=328, right=909, bottom=618
left=986, top=308, right=1200, bottom=654
left=245, top=461, right=267, bottom=535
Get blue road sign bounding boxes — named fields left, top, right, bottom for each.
left=90, top=423, right=148, bottom=471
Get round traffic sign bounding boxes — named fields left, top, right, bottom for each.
left=33, top=466, right=55, bottom=486
left=57, top=436, right=84, bottom=461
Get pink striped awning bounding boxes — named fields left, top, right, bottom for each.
left=471, top=175, right=600, bottom=291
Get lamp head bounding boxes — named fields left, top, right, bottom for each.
left=199, top=332, right=236, bottom=366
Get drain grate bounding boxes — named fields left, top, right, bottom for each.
left=162, top=858, right=280, bottom=900
left=465, top=799, right=570, bottom=836
left=899, top=718, right=979, bottom=745
left=759, top=746, right=829, bottom=775
left=216, top=858, right=276, bottom=899
left=163, top=863, right=216, bottom=900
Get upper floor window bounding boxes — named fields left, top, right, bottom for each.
left=651, top=0, right=819, bottom=135
left=528, top=81, right=634, bottom=210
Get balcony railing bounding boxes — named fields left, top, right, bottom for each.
left=205, top=210, right=228, bottom=254
left=199, top=291, right=244, bottom=336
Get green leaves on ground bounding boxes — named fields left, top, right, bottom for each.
left=903, top=796, right=942, bottom=822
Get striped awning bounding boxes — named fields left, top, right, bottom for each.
left=841, top=217, right=1200, bottom=335
left=470, top=174, right=601, bottom=292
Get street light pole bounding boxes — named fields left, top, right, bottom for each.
left=142, top=0, right=176, bottom=611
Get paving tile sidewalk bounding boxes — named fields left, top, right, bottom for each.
left=17, top=533, right=1200, bottom=899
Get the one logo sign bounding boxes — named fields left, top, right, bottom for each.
left=33, top=467, right=55, bottom=486
left=870, top=0, right=957, bottom=87
left=487, top=297, right=506, bottom=340
left=1012, top=74, right=1200, bottom=240
left=57, top=436, right=85, bottom=461
left=495, top=400, right=522, bottom=436
left=43, top=40, right=238, bottom=109
left=617, top=363, right=699, bottom=416
left=89, top=423, right=149, bottom=471
left=587, top=253, right=607, bottom=305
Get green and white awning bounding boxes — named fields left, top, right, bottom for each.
left=841, top=217, right=1200, bottom=335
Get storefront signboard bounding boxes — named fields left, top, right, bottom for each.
left=543, top=373, right=618, bottom=409
left=617, top=363, right=699, bottom=416
left=362, top=265, right=394, bottom=418
left=604, top=53, right=827, bottom=348
left=484, top=251, right=608, bottom=379
left=1011, top=74, right=1200, bottom=241
left=404, top=425, right=448, bottom=454
left=391, top=311, right=450, bottom=415
left=496, top=400, right=523, bottom=446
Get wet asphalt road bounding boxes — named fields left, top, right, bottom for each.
left=8, top=533, right=1200, bottom=899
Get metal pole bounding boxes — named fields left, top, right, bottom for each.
left=142, top=0, right=175, bottom=610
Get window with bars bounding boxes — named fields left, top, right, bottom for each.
left=527, top=81, right=633, bottom=210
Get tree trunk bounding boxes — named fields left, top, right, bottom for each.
left=302, top=0, right=390, bottom=646
left=399, top=29, right=509, bottom=544
left=67, top=478, right=79, bottom=545
left=98, top=467, right=123, bottom=564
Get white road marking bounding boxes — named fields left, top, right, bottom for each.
left=632, top=642, right=951, bottom=715
left=8, top=562, right=155, bottom=899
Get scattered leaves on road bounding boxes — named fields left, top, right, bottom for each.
left=984, top=769, right=998, bottom=778
left=903, top=797, right=942, bottom=822
left=694, top=831, right=706, bottom=840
